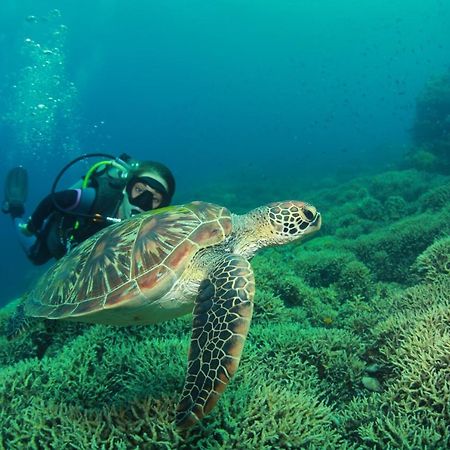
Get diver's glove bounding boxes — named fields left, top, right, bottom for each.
left=18, top=219, right=35, bottom=237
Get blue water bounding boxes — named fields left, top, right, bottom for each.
left=1, top=0, right=450, bottom=302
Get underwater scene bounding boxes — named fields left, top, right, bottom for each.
left=0, top=1, right=450, bottom=448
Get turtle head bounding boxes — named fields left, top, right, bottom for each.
left=266, top=201, right=321, bottom=242
left=232, top=201, right=321, bottom=258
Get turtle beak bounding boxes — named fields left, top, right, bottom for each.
left=312, top=212, right=321, bottom=229
left=303, top=211, right=321, bottom=235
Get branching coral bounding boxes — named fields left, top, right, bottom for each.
left=292, top=247, right=355, bottom=288
left=1, top=318, right=354, bottom=449
left=2, top=162, right=450, bottom=448
left=367, top=170, right=432, bottom=203
left=412, top=235, right=450, bottom=283
left=418, top=181, right=450, bottom=212
left=248, top=324, right=366, bottom=405
left=337, top=276, right=450, bottom=448
left=336, top=260, right=373, bottom=300
left=350, top=206, right=450, bottom=283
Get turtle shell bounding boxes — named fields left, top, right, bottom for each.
left=24, top=202, right=232, bottom=321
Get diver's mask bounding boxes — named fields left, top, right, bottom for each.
left=120, top=195, right=146, bottom=219
left=129, top=189, right=154, bottom=212
left=126, top=176, right=168, bottom=213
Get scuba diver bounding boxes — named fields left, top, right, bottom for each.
left=2, top=153, right=176, bottom=265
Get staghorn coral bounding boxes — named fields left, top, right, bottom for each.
left=418, top=181, right=450, bottom=212
left=248, top=323, right=366, bottom=405
left=2, top=164, right=450, bottom=448
left=350, top=205, right=450, bottom=283
left=214, top=381, right=342, bottom=449
left=405, top=146, right=439, bottom=172
left=357, top=196, right=384, bottom=221
left=309, top=169, right=446, bottom=241
left=412, top=235, right=450, bottom=283
left=337, top=276, right=450, bottom=448
left=383, top=195, right=408, bottom=221
left=252, top=246, right=340, bottom=326
left=260, top=271, right=340, bottom=326
left=1, top=317, right=351, bottom=449
left=336, top=260, right=373, bottom=300
left=337, top=282, right=402, bottom=340
left=291, top=247, right=355, bottom=288
left=367, top=170, right=430, bottom=203
left=252, top=288, right=303, bottom=325
left=334, top=213, right=375, bottom=239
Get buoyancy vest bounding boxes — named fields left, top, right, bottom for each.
left=44, top=169, right=128, bottom=258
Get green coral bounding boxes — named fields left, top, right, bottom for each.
left=292, top=247, right=355, bottom=288
left=418, top=181, right=450, bottom=211
left=2, top=318, right=356, bottom=449
left=252, top=289, right=287, bottom=322
left=337, top=277, right=450, bottom=448
left=1, top=160, right=450, bottom=448
left=357, top=196, right=384, bottom=221
left=367, top=170, right=431, bottom=202
left=336, top=260, right=373, bottom=300
left=405, top=147, right=439, bottom=171
left=411, top=70, right=450, bottom=173
left=412, top=236, right=450, bottom=283
left=253, top=251, right=340, bottom=326
left=383, top=195, right=408, bottom=221
left=350, top=206, right=450, bottom=283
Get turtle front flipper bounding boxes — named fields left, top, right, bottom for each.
left=176, top=254, right=255, bottom=429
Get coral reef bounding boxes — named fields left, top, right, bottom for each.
left=1, top=165, right=449, bottom=448
left=412, top=235, right=450, bottom=283
left=409, top=70, right=450, bottom=173
left=338, top=276, right=450, bottom=448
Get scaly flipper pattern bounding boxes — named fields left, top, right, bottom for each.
left=176, top=254, right=255, bottom=429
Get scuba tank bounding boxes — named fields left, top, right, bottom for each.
left=52, top=153, right=135, bottom=224
left=49, top=153, right=133, bottom=254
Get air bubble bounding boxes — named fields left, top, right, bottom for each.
left=6, top=9, right=81, bottom=165
left=26, top=15, right=38, bottom=23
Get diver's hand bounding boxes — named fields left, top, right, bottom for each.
left=18, top=221, right=34, bottom=237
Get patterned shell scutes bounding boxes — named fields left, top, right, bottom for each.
left=24, top=202, right=232, bottom=319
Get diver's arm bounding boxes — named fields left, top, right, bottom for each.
left=27, top=190, right=82, bottom=233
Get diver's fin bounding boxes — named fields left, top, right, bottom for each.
left=2, top=166, right=28, bottom=218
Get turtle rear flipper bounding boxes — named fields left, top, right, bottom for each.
left=176, top=254, right=255, bottom=429
left=6, top=304, right=34, bottom=340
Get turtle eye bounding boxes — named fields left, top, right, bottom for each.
left=303, top=208, right=316, bottom=222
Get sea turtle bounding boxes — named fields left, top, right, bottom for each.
left=12, top=200, right=321, bottom=428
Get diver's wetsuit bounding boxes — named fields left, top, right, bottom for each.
left=23, top=188, right=98, bottom=265
left=28, top=190, right=86, bottom=232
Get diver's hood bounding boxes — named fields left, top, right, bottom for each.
left=126, top=171, right=171, bottom=207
